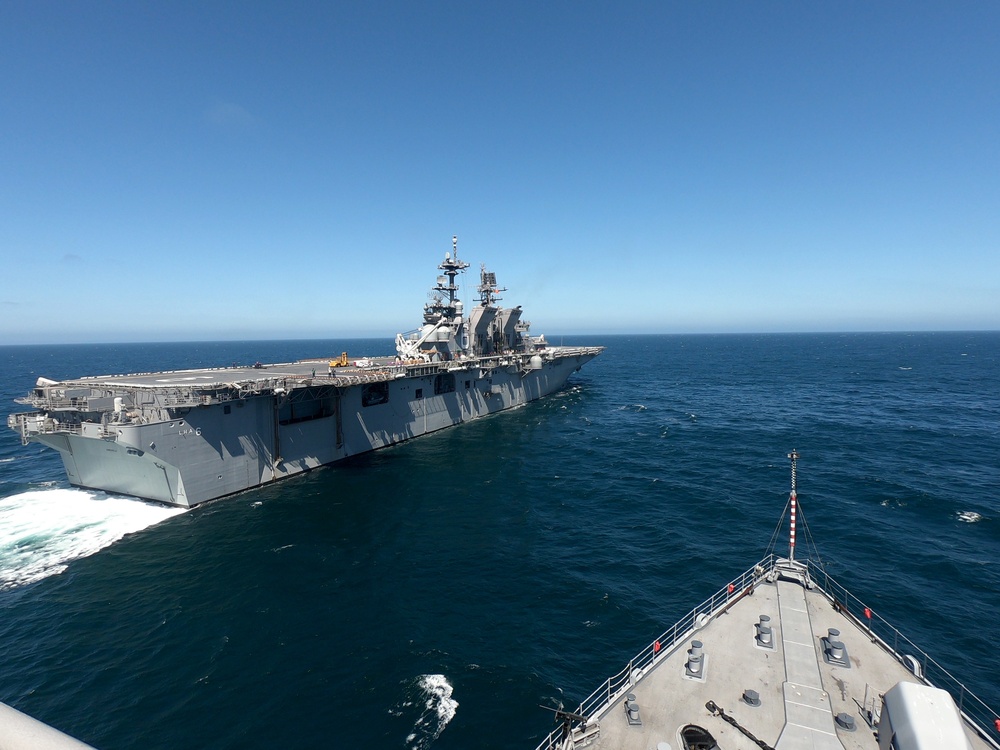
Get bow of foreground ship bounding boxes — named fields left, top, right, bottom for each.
left=9, top=237, right=603, bottom=507
left=536, top=452, right=1000, bottom=750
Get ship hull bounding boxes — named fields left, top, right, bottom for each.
left=28, top=352, right=596, bottom=507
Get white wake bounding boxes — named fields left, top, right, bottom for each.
left=957, top=510, right=984, bottom=523
left=401, top=673, right=458, bottom=750
left=0, top=488, right=185, bottom=591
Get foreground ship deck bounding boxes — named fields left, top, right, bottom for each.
left=9, top=237, right=603, bottom=506
left=536, top=454, right=1000, bottom=750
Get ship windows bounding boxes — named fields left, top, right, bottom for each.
left=415, top=389, right=423, bottom=399
left=224, top=405, right=231, bottom=415
left=361, top=382, right=389, bottom=407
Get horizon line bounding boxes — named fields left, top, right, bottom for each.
left=2, top=328, right=999, bottom=348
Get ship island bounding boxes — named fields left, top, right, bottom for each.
left=8, top=237, right=604, bottom=507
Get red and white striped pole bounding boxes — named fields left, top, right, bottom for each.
left=788, top=450, right=800, bottom=562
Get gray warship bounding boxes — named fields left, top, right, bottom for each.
left=8, top=237, right=603, bottom=508
left=536, top=452, right=1000, bottom=750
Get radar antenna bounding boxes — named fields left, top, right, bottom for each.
left=477, top=264, right=506, bottom=307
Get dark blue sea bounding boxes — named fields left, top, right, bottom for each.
left=1, top=333, right=998, bottom=749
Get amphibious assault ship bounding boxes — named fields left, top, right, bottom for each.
left=536, top=452, right=1000, bottom=750
left=9, top=238, right=603, bottom=508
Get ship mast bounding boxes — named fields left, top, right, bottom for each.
left=397, top=235, right=471, bottom=361
left=771, top=448, right=812, bottom=586
left=435, top=235, right=470, bottom=310
left=788, top=449, right=799, bottom=562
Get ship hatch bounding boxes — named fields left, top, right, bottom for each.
left=681, top=724, right=719, bottom=750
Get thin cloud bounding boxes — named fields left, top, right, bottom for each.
left=61, top=253, right=82, bottom=263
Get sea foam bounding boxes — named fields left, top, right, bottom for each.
left=403, top=673, right=458, bottom=750
left=957, top=511, right=984, bottom=523
left=0, top=488, right=185, bottom=590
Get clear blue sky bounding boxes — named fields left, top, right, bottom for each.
left=2, top=2, right=998, bottom=344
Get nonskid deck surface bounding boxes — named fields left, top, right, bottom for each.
left=62, top=357, right=396, bottom=389
left=566, top=572, right=993, bottom=750
left=52, top=346, right=602, bottom=391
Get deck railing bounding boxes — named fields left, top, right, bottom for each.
left=810, top=560, right=1000, bottom=749
left=534, top=555, right=775, bottom=750
left=533, top=555, right=1000, bottom=750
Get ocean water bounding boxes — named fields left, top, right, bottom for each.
left=0, top=333, right=998, bottom=749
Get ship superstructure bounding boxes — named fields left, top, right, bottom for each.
left=395, top=237, right=537, bottom=361
left=9, top=238, right=603, bottom=507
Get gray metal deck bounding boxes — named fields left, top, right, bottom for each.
left=538, top=559, right=997, bottom=750
left=64, top=357, right=386, bottom=389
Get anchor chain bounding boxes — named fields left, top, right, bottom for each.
left=705, top=700, right=776, bottom=750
